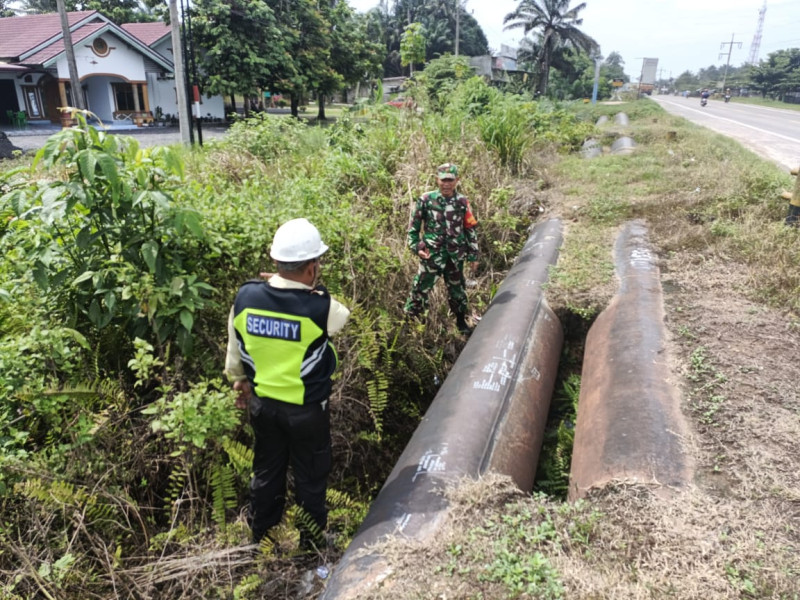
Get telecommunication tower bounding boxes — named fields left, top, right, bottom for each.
left=747, top=1, right=767, bottom=65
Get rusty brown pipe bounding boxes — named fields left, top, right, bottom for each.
left=320, top=219, right=565, bottom=599
left=569, top=220, right=693, bottom=500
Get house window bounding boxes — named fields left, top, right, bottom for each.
left=111, top=82, right=145, bottom=111
left=65, top=84, right=89, bottom=111
left=92, top=37, right=110, bottom=57
left=22, top=85, right=42, bottom=118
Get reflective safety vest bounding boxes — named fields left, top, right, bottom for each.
left=232, top=281, right=337, bottom=405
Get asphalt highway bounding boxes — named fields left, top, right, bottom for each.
left=648, top=95, right=800, bottom=172
left=4, top=124, right=229, bottom=154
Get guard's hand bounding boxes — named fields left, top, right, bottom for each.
left=418, top=248, right=431, bottom=260
left=233, top=380, right=252, bottom=410
left=468, top=261, right=478, bottom=273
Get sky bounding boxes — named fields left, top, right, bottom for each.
left=346, top=0, right=800, bottom=81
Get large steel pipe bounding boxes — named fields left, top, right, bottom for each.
left=569, top=220, right=693, bottom=500
left=320, top=219, right=565, bottom=599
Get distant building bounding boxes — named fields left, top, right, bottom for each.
left=469, top=45, right=528, bottom=84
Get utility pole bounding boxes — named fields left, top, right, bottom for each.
left=719, top=33, right=742, bottom=93
left=182, top=0, right=202, bottom=145
left=56, top=0, right=85, bottom=112
left=454, top=0, right=459, bottom=56
left=591, top=54, right=602, bottom=104
left=169, top=0, right=191, bottom=144
left=455, top=0, right=469, bottom=57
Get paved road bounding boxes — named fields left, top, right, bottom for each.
left=648, top=95, right=800, bottom=172
left=4, top=125, right=229, bottom=154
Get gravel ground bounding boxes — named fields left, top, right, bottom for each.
left=4, top=125, right=230, bottom=154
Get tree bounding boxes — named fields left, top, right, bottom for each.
left=674, top=70, right=699, bottom=93
left=23, top=0, right=154, bottom=23
left=320, top=2, right=384, bottom=117
left=603, top=51, right=627, bottom=82
left=400, top=21, right=426, bottom=75
left=503, top=0, right=598, bottom=95
left=416, top=53, right=474, bottom=111
left=192, top=0, right=286, bottom=114
left=750, top=48, right=800, bottom=100
left=363, top=0, right=489, bottom=78
left=263, top=0, right=335, bottom=118
left=0, top=0, right=15, bottom=17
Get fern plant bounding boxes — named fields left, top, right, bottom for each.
left=534, top=373, right=581, bottom=498
left=208, top=459, right=238, bottom=530
left=351, top=310, right=400, bottom=437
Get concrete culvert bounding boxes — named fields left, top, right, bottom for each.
left=581, top=138, right=602, bottom=159
left=611, top=136, right=637, bottom=155
left=569, top=220, right=693, bottom=500
left=596, top=115, right=609, bottom=126
left=320, top=219, right=565, bottom=599
left=614, top=112, right=630, bottom=126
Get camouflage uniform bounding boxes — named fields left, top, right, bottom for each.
left=404, top=188, right=479, bottom=318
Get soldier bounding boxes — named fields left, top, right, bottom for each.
left=404, top=163, right=478, bottom=334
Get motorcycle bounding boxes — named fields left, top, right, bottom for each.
left=700, top=97, right=708, bottom=107
left=724, top=94, right=731, bottom=103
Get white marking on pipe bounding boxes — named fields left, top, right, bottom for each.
left=474, top=338, right=518, bottom=392
left=630, top=247, right=654, bottom=268
left=411, top=445, right=449, bottom=482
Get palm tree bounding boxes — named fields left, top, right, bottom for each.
left=504, top=0, right=598, bottom=95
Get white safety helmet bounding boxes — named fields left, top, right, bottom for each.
left=270, top=218, right=329, bottom=262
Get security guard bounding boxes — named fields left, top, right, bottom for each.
left=225, top=218, right=350, bottom=546
left=404, top=163, right=478, bottom=334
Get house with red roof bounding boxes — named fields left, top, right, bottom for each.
left=0, top=11, right=224, bottom=128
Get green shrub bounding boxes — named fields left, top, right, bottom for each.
left=0, top=114, right=213, bottom=356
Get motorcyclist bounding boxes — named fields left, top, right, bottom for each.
left=700, top=89, right=710, bottom=106
left=724, top=88, right=731, bottom=103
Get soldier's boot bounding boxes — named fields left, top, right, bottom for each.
left=785, top=204, right=800, bottom=227
left=456, top=313, right=473, bottom=335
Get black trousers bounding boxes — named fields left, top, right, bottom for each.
left=248, top=395, right=332, bottom=543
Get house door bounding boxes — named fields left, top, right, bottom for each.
left=42, top=78, right=61, bottom=124
left=0, top=80, right=20, bottom=125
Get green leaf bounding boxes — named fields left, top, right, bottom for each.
left=170, top=277, right=185, bottom=296
left=62, top=328, right=91, bottom=350
left=178, top=209, right=205, bottom=238
left=141, top=240, right=159, bottom=273
left=180, top=309, right=194, bottom=332
left=77, top=149, right=97, bottom=184
left=32, top=262, right=49, bottom=290
left=88, top=298, right=102, bottom=327
left=72, top=271, right=95, bottom=286
left=75, top=225, right=94, bottom=249
left=97, top=154, right=120, bottom=201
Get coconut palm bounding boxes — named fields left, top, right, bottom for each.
left=504, top=0, right=599, bottom=95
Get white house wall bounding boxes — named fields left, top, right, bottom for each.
left=57, top=32, right=146, bottom=82
left=146, top=72, right=178, bottom=119
left=148, top=37, right=225, bottom=120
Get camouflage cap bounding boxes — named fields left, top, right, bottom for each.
left=436, top=163, right=459, bottom=180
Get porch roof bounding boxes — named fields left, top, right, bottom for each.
left=0, top=61, right=30, bottom=72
